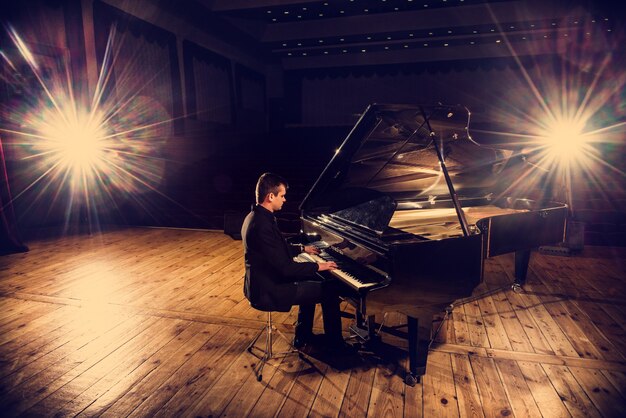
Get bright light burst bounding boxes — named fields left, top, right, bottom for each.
left=1, top=23, right=179, bottom=230
left=473, top=6, right=626, bottom=214
left=537, top=116, right=594, bottom=168
left=33, top=107, right=108, bottom=175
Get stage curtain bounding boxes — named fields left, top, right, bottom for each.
left=0, top=136, right=28, bottom=255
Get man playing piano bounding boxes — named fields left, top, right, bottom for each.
left=241, top=172, right=350, bottom=351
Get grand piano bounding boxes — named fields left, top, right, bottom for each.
left=297, top=104, right=567, bottom=385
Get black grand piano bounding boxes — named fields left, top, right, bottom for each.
left=297, top=103, right=567, bottom=385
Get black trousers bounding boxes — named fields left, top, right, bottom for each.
left=292, top=279, right=345, bottom=344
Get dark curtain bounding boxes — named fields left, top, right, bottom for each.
left=0, top=136, right=28, bottom=255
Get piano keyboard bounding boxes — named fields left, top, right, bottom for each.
left=296, top=251, right=385, bottom=291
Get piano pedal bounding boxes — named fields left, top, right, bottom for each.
left=349, top=312, right=387, bottom=343
left=348, top=324, right=371, bottom=342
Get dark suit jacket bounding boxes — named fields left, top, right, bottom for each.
left=241, top=205, right=319, bottom=311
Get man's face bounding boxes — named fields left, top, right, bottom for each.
left=269, top=184, right=287, bottom=212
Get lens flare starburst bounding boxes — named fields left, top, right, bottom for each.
left=0, top=23, right=183, bottom=231
left=538, top=116, right=594, bottom=167
left=33, top=107, right=107, bottom=175
left=473, top=5, right=626, bottom=214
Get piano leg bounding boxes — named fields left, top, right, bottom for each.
left=406, top=315, right=430, bottom=386
left=513, top=249, right=531, bottom=292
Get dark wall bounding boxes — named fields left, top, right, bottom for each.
left=1, top=0, right=624, bottom=247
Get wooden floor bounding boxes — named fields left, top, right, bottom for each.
left=0, top=227, right=625, bottom=417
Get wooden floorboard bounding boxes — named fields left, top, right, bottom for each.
left=1, top=227, right=625, bottom=417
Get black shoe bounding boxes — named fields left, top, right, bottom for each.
left=324, top=338, right=358, bottom=355
left=294, top=333, right=326, bottom=350
left=293, top=335, right=309, bottom=349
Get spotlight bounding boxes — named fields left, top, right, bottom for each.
left=541, top=117, right=591, bottom=166
left=34, top=107, right=109, bottom=178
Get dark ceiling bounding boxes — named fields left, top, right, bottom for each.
left=201, top=0, right=619, bottom=69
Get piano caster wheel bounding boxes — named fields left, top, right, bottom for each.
left=445, top=304, right=454, bottom=314
left=512, top=283, right=523, bottom=293
left=257, top=374, right=262, bottom=382
left=405, top=373, right=420, bottom=386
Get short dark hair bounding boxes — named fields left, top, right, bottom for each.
left=256, top=172, right=288, bottom=204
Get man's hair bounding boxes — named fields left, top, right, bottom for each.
left=256, top=172, right=288, bottom=204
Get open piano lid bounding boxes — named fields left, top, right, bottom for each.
left=300, top=103, right=505, bottom=235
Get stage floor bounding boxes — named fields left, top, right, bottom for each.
left=1, top=227, right=625, bottom=417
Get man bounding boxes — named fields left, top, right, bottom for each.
left=241, top=172, right=346, bottom=349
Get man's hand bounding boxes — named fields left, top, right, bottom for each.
left=303, top=245, right=320, bottom=255
left=317, top=261, right=338, bottom=271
